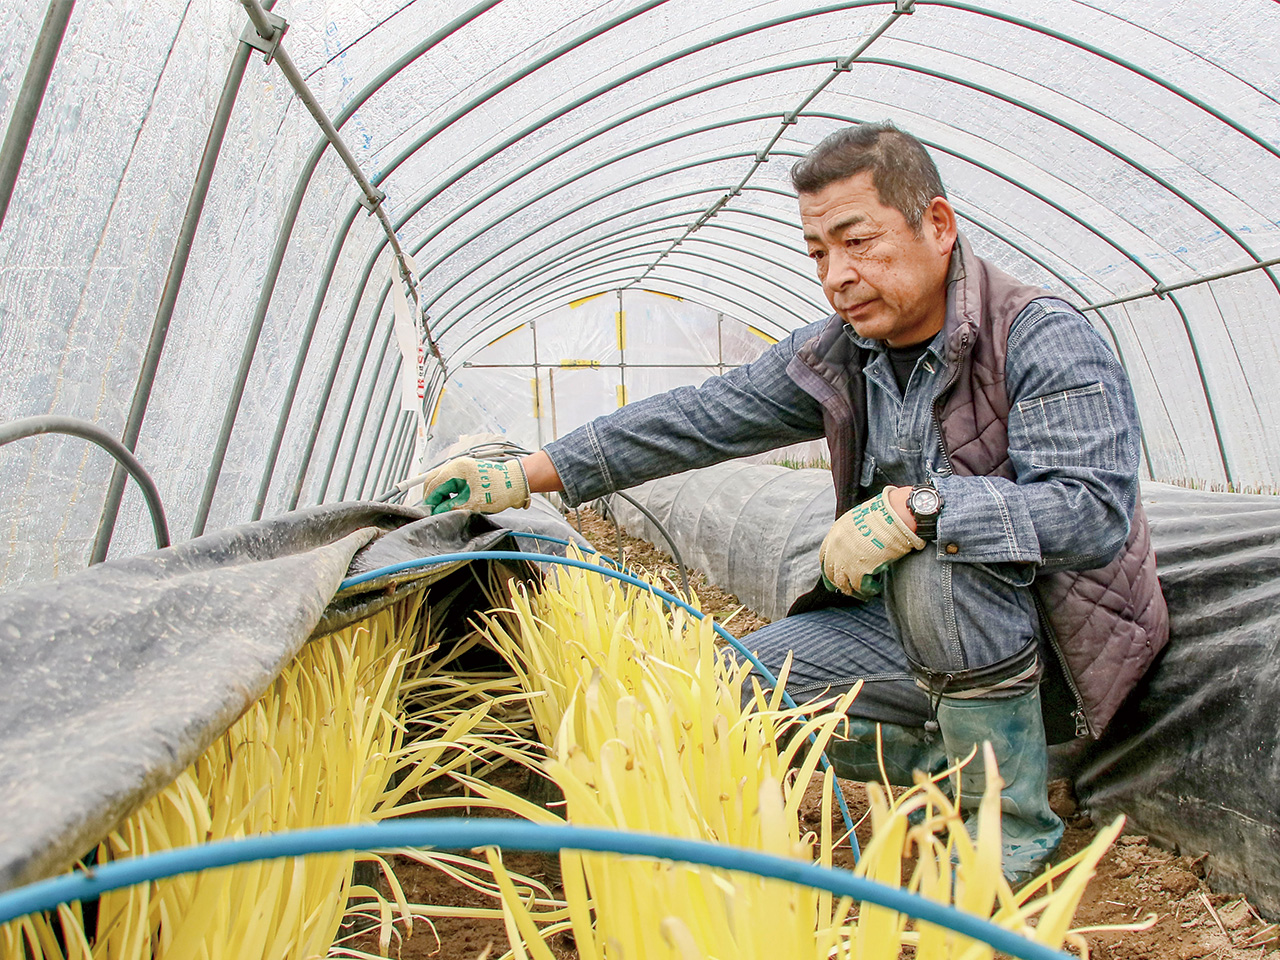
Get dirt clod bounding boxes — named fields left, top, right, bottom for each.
left=1048, top=777, right=1079, bottom=818
left=1218, top=900, right=1254, bottom=930
left=1158, top=867, right=1202, bottom=898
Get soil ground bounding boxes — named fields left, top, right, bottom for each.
left=347, top=508, right=1278, bottom=960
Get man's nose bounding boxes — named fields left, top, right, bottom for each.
left=824, top=248, right=860, bottom=290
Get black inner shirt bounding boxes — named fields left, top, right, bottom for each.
left=886, top=340, right=932, bottom=396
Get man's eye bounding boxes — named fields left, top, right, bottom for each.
left=808, top=250, right=824, bottom=260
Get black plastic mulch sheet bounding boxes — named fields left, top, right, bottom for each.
left=1069, top=485, right=1280, bottom=916
left=0, top=500, right=585, bottom=893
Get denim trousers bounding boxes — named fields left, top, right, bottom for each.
left=744, top=545, right=1042, bottom=727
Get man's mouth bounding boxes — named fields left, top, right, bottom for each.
left=840, top=300, right=874, bottom=318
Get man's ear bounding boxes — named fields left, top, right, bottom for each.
left=923, top=196, right=958, bottom=254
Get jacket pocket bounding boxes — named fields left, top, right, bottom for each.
left=1014, top=382, right=1120, bottom=471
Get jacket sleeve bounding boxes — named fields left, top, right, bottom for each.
left=933, top=299, right=1142, bottom=572
left=544, top=321, right=829, bottom=506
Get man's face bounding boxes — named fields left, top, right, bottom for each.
left=799, top=171, right=957, bottom=347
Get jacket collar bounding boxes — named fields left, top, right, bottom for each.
left=941, top=233, right=980, bottom=367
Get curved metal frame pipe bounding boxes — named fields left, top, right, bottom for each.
left=435, top=203, right=790, bottom=323
left=0, top=0, right=75, bottom=231
left=473, top=257, right=817, bottom=339
left=928, top=0, right=1280, bottom=163
left=251, top=199, right=364, bottom=519
left=498, top=237, right=820, bottom=325
left=535, top=213, right=814, bottom=279
left=356, top=357, right=404, bottom=499
left=283, top=244, right=394, bottom=511
left=320, top=295, right=398, bottom=502
left=0, top=417, right=169, bottom=554
left=321, top=282, right=400, bottom=499
left=94, top=36, right=257, bottom=561
left=434, top=187, right=819, bottom=332
left=386, top=414, right=416, bottom=494
left=427, top=165, right=780, bottom=325
left=389, top=416, right=420, bottom=489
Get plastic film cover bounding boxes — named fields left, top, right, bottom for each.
left=0, top=497, right=585, bottom=892
left=4, top=0, right=1280, bottom=589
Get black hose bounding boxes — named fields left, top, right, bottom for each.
left=0, top=416, right=171, bottom=556
left=605, top=493, right=625, bottom=567
left=610, top=489, right=691, bottom=601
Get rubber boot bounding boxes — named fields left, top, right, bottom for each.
left=823, top=718, right=947, bottom=787
left=936, top=687, right=1065, bottom=887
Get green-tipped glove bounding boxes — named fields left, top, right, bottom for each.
left=819, top=488, right=925, bottom=598
left=421, top=457, right=531, bottom=515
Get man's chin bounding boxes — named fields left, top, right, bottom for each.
left=840, top=313, right=889, bottom=341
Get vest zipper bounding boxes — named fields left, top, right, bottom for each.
left=931, top=403, right=956, bottom=476
left=930, top=364, right=960, bottom=477
left=1032, top=591, right=1093, bottom=739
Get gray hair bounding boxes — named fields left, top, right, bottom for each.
left=790, top=122, right=946, bottom=232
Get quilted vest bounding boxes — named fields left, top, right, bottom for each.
left=788, top=236, right=1169, bottom=738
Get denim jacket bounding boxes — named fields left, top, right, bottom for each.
left=544, top=236, right=1168, bottom=736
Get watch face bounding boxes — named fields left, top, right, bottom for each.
left=911, top=488, right=941, bottom=515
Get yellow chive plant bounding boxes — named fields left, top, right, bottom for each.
left=0, top=592, right=532, bottom=960
left=474, top=550, right=1123, bottom=960
left=2, top=550, right=1123, bottom=960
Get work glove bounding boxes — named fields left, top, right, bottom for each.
left=819, top=488, right=925, bottom=599
left=421, top=457, right=531, bottom=515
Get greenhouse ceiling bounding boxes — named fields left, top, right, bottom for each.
left=1, top=0, right=1278, bottom=586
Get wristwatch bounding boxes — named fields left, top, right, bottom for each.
left=905, top=483, right=944, bottom=541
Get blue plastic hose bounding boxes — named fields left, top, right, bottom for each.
left=0, top=819, right=1070, bottom=960
left=505, top=530, right=622, bottom=568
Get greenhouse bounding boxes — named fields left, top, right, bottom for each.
left=1, top=1, right=1279, bottom=957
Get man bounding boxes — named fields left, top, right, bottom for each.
left=422, top=124, right=1168, bottom=885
